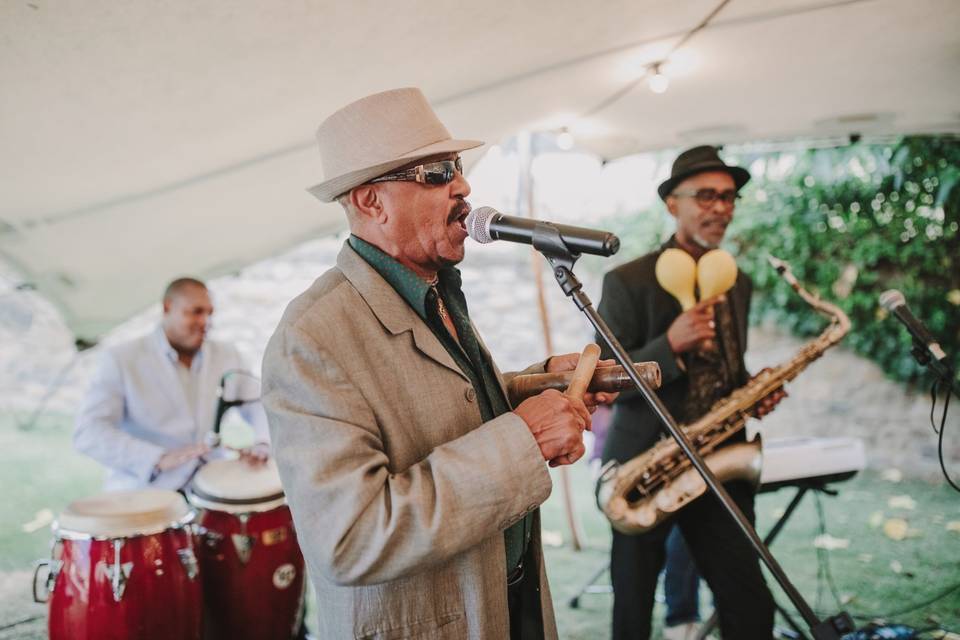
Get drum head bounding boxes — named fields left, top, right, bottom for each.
left=188, top=459, right=286, bottom=513
left=57, top=489, right=192, bottom=538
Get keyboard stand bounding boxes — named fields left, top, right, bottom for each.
left=566, top=472, right=857, bottom=640
left=697, top=473, right=856, bottom=640
left=567, top=559, right=613, bottom=609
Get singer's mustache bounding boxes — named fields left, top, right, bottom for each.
left=448, top=199, right=471, bottom=223
left=701, top=217, right=728, bottom=227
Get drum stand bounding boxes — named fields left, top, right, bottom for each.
left=531, top=224, right=855, bottom=640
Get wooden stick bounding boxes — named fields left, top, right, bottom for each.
left=564, top=344, right=602, bottom=400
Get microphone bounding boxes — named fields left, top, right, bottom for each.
left=207, top=374, right=230, bottom=448
left=466, top=206, right=620, bottom=257
left=879, top=289, right=947, bottom=362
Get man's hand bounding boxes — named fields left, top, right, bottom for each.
left=514, top=389, right=590, bottom=467
left=238, top=442, right=271, bottom=467
left=545, top=353, right=620, bottom=410
left=751, top=368, right=789, bottom=418
left=155, top=443, right=211, bottom=472
left=666, top=295, right=724, bottom=354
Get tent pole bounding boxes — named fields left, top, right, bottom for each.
left=517, top=131, right=586, bottom=551
left=17, top=351, right=82, bottom=431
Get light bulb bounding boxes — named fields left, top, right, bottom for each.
left=557, top=129, right=574, bottom=150
left=648, top=65, right=669, bottom=94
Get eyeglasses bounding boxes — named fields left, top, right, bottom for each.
left=671, top=188, right=740, bottom=207
left=369, top=158, right=463, bottom=186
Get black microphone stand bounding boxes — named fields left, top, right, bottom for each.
left=910, top=339, right=958, bottom=398
left=530, top=222, right=855, bottom=640
left=206, top=371, right=260, bottom=448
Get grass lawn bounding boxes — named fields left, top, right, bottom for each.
left=1, top=412, right=958, bottom=638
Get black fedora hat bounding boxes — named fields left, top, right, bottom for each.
left=657, top=145, right=750, bottom=201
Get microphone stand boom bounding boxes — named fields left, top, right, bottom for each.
left=528, top=222, right=854, bottom=640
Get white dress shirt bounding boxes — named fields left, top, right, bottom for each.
left=74, top=327, right=269, bottom=491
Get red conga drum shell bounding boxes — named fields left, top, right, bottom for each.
left=46, top=489, right=202, bottom=640
left=188, top=459, right=305, bottom=640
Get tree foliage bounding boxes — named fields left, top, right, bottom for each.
left=728, top=136, right=960, bottom=384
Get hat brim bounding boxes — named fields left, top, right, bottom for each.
left=657, top=163, right=751, bottom=201
left=307, top=138, right=484, bottom=203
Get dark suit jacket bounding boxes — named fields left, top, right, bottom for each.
left=597, top=238, right=752, bottom=465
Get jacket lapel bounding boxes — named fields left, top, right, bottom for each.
left=192, top=345, right=217, bottom=435
left=150, top=329, right=193, bottom=414
left=336, top=243, right=470, bottom=383
left=473, top=327, right=512, bottom=407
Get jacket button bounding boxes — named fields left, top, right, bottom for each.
left=465, top=388, right=476, bottom=402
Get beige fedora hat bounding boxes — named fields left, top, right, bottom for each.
left=307, top=87, right=483, bottom=203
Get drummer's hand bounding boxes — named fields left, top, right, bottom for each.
left=545, top=354, right=619, bottom=412
left=156, top=443, right=211, bottom=472
left=239, top=442, right=270, bottom=467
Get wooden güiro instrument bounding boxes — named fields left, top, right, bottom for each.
left=507, top=361, right=661, bottom=405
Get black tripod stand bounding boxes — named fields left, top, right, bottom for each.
left=530, top=222, right=855, bottom=640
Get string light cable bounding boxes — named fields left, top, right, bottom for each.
left=579, top=0, right=732, bottom=118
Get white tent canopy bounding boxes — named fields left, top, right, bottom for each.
left=2, top=0, right=958, bottom=342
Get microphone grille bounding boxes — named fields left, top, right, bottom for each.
left=879, top=289, right=905, bottom=311
left=465, top=206, right=498, bottom=244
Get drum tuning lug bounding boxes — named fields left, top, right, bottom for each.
left=47, top=560, right=62, bottom=594
left=231, top=534, right=256, bottom=565
left=197, top=526, right=224, bottom=549
left=177, top=548, right=200, bottom=581
left=107, top=539, right=134, bottom=602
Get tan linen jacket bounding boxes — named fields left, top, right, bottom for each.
left=262, top=242, right=558, bottom=640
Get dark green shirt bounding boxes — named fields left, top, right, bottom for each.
left=348, top=235, right=533, bottom=575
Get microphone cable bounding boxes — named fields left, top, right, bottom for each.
left=799, top=488, right=960, bottom=631
left=813, top=491, right=844, bottom=613
left=929, top=376, right=959, bottom=494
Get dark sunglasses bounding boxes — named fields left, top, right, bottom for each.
left=671, top=188, right=740, bottom=207
left=369, top=158, right=463, bottom=186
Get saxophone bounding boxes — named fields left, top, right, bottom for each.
left=596, top=256, right=851, bottom=535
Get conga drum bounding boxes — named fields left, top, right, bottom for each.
left=34, top=489, right=202, bottom=640
left=188, top=459, right=306, bottom=640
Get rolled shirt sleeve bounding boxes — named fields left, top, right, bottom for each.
left=73, top=351, right=165, bottom=484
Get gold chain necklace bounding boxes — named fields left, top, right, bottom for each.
left=425, top=275, right=450, bottom=323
